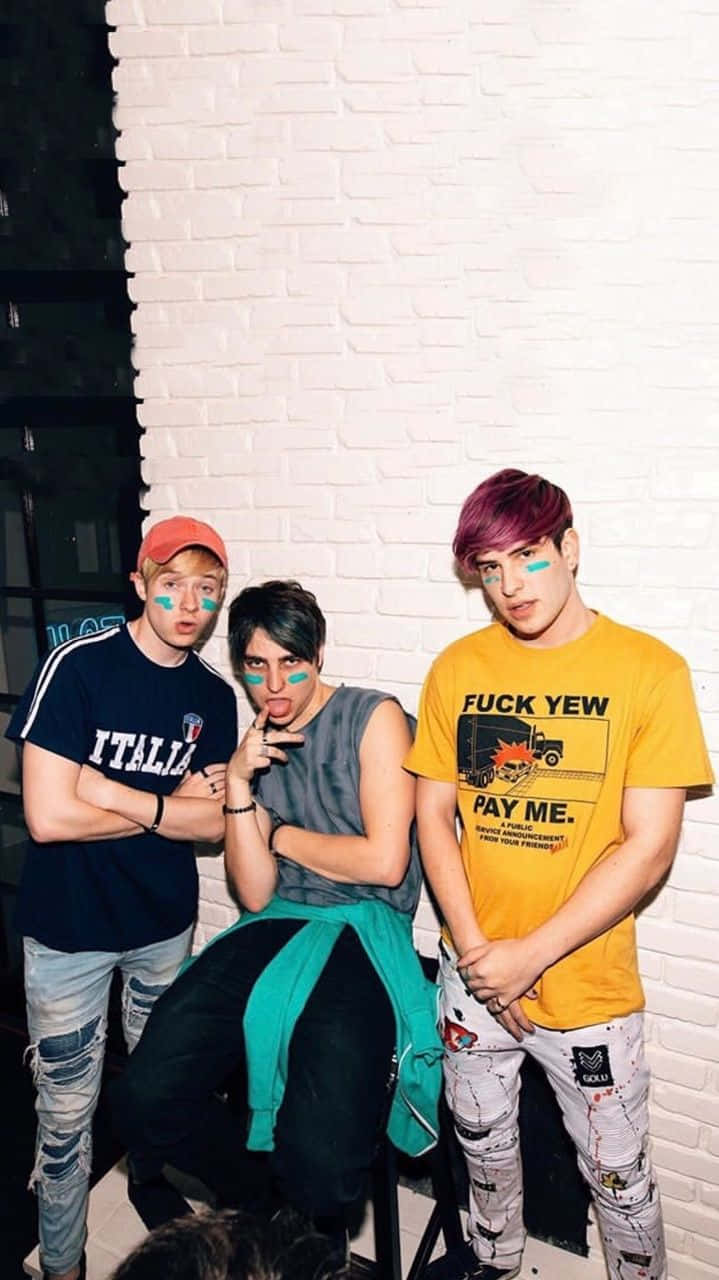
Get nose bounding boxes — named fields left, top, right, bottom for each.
left=180, top=585, right=200, bottom=613
left=266, top=664, right=285, bottom=694
left=501, top=564, right=523, bottom=597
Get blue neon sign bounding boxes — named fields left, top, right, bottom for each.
left=46, top=613, right=125, bottom=650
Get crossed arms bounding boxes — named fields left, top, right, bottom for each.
left=22, top=742, right=228, bottom=845
left=417, top=775, right=685, bottom=1040
left=224, top=699, right=415, bottom=913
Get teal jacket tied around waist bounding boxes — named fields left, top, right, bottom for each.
left=188, top=896, right=442, bottom=1158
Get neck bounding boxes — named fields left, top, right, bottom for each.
left=287, top=681, right=334, bottom=732
left=128, top=616, right=188, bottom=668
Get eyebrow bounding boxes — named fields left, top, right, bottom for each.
left=476, top=543, right=537, bottom=567
left=159, top=570, right=221, bottom=580
left=161, top=570, right=220, bottom=581
left=243, top=651, right=298, bottom=662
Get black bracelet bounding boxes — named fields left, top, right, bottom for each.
left=223, top=801, right=257, bottom=815
left=146, top=793, right=164, bottom=833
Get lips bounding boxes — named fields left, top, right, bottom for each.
left=508, top=601, right=535, bottom=618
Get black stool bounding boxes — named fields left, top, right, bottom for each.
left=352, top=1096, right=464, bottom=1280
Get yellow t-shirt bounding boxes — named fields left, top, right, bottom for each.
left=405, top=614, right=714, bottom=1029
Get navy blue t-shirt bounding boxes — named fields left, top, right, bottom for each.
left=7, top=624, right=238, bottom=952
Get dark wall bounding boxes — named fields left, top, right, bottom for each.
left=0, top=0, right=142, bottom=1013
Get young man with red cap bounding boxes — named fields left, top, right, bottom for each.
left=6, top=516, right=238, bottom=1280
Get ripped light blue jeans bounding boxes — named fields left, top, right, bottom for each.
left=23, top=927, right=192, bottom=1275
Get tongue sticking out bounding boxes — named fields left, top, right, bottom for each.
left=267, top=698, right=292, bottom=720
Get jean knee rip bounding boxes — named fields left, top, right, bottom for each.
left=25, top=1013, right=105, bottom=1088
left=25, top=1014, right=105, bottom=1196
left=28, top=1127, right=93, bottom=1197
left=122, top=975, right=168, bottom=1024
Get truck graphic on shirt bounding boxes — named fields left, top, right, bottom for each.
left=457, top=714, right=564, bottom=789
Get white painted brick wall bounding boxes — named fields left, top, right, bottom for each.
left=109, top=3, right=719, bottom=1273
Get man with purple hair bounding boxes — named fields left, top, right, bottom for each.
left=406, top=469, right=713, bottom=1280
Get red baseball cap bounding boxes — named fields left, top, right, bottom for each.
left=136, top=516, right=228, bottom=571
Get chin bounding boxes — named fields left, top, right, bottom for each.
left=506, top=614, right=551, bottom=641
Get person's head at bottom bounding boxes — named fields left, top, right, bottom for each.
left=110, top=1208, right=349, bottom=1280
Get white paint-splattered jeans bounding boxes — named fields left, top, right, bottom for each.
left=23, top=928, right=192, bottom=1276
left=439, top=946, right=666, bottom=1280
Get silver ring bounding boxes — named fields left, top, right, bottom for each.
left=210, top=782, right=217, bottom=794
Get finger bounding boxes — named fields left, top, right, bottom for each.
left=465, top=978, right=487, bottom=997
left=507, top=1000, right=535, bottom=1035
left=513, top=1008, right=535, bottom=1034
left=256, top=746, right=289, bottom=765
left=253, top=707, right=270, bottom=730
left=497, top=1011, right=524, bottom=1043
left=267, top=731, right=305, bottom=746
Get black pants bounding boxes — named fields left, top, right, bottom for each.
left=111, top=920, right=396, bottom=1219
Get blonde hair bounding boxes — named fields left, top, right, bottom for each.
left=139, top=546, right=227, bottom=590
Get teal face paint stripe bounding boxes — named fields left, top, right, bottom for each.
left=526, top=560, right=551, bottom=573
left=287, top=672, right=308, bottom=685
left=201, top=599, right=218, bottom=612
left=483, top=575, right=500, bottom=585
left=154, top=596, right=173, bottom=610
left=244, top=673, right=264, bottom=685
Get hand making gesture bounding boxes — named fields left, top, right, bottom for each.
left=227, top=706, right=305, bottom=783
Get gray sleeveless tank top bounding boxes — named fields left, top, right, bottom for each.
left=255, top=685, right=422, bottom=914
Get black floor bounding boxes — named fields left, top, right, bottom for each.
left=1, top=1012, right=126, bottom=1280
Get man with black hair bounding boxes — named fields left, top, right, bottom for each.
left=113, top=580, right=441, bottom=1257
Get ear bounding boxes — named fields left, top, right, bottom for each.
left=560, top=528, right=579, bottom=574
left=316, top=644, right=325, bottom=673
left=130, top=571, right=148, bottom=606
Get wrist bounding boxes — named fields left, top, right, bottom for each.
left=524, top=926, right=554, bottom=975
left=449, top=920, right=487, bottom=956
left=454, top=937, right=487, bottom=960
left=143, top=793, right=165, bottom=834
left=226, top=780, right=254, bottom=804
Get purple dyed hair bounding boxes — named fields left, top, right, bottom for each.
left=453, top=469, right=573, bottom=572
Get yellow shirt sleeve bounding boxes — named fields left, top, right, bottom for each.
left=625, top=661, right=714, bottom=789
left=404, top=661, right=457, bottom=782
